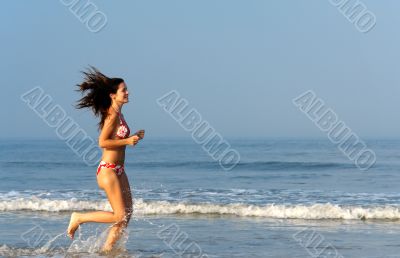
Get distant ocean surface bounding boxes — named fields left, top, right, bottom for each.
left=1, top=138, right=400, bottom=257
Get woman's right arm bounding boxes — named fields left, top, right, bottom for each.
left=98, top=113, right=139, bottom=148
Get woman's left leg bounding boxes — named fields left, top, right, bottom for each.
left=102, top=172, right=133, bottom=251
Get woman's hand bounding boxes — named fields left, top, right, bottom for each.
left=134, top=129, right=145, bottom=140
left=126, top=130, right=145, bottom=146
left=126, top=135, right=140, bottom=146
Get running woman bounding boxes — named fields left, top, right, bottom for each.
left=67, top=67, right=145, bottom=253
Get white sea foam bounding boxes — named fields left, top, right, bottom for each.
left=0, top=244, right=66, bottom=257
left=2, top=197, right=400, bottom=220
left=0, top=197, right=111, bottom=212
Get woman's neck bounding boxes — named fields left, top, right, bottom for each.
left=111, top=103, right=122, bottom=113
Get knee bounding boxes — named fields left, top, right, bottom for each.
left=114, top=211, right=127, bottom=225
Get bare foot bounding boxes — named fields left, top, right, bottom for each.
left=67, top=212, right=80, bottom=239
left=100, top=244, right=113, bottom=254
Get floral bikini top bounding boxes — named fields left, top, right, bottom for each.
left=115, top=112, right=130, bottom=139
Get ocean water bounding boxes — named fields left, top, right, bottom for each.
left=1, top=138, right=400, bottom=257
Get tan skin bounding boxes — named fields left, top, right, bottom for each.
left=67, top=82, right=145, bottom=252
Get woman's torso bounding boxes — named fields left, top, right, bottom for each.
left=101, top=112, right=130, bottom=164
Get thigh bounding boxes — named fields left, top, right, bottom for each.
left=118, top=172, right=133, bottom=219
left=97, top=168, right=125, bottom=217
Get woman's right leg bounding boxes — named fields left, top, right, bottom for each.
left=101, top=172, right=133, bottom=252
left=67, top=168, right=126, bottom=239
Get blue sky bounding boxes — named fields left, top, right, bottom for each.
left=1, top=0, right=399, bottom=139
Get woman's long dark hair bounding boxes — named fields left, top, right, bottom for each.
left=76, top=66, right=124, bottom=129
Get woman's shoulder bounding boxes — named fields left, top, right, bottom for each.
left=104, top=111, right=119, bottom=124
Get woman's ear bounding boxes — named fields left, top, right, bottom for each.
left=109, top=93, right=115, bottom=100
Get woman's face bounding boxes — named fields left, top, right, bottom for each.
left=112, top=82, right=129, bottom=104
